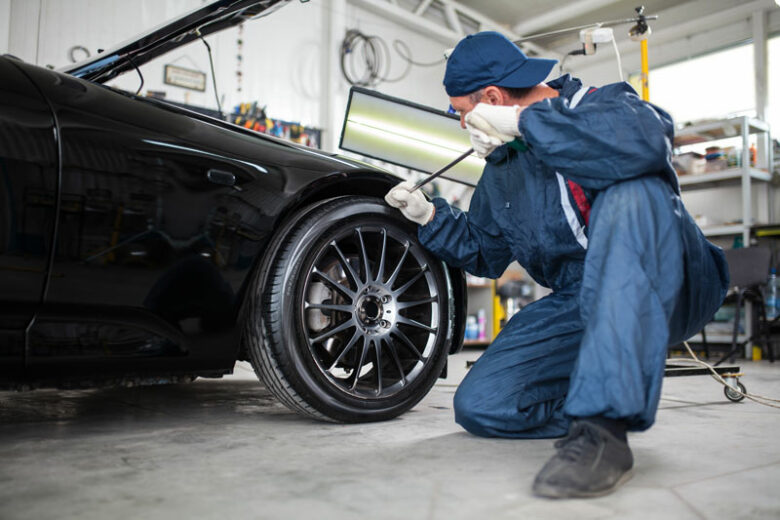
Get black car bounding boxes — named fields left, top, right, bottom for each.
left=0, top=0, right=466, bottom=422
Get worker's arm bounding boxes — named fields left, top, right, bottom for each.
left=418, top=184, right=513, bottom=280
left=519, top=82, right=675, bottom=190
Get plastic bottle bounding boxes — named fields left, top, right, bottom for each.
left=477, top=309, right=486, bottom=340
left=749, top=143, right=757, bottom=167
left=766, top=268, right=779, bottom=319
left=465, top=315, right=478, bottom=340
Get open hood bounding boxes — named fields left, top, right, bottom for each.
left=60, top=0, right=291, bottom=83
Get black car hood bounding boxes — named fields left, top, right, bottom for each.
left=59, top=0, right=291, bottom=83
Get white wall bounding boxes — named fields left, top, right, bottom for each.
left=3, top=0, right=453, bottom=156
left=0, top=0, right=10, bottom=54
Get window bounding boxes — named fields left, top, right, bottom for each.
left=768, top=35, right=780, bottom=138
left=648, top=43, right=756, bottom=126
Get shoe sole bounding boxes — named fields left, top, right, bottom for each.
left=532, top=469, right=634, bottom=499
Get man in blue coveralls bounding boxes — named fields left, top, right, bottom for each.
left=385, top=31, right=729, bottom=498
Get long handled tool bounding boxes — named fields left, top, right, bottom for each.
left=409, top=147, right=474, bottom=193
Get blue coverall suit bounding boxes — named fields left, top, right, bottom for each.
left=419, top=75, right=729, bottom=438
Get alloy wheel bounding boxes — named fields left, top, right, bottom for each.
left=301, top=225, right=441, bottom=399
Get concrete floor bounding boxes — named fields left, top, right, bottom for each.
left=1, top=350, right=779, bottom=520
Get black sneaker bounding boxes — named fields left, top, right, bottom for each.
left=532, top=420, right=634, bottom=498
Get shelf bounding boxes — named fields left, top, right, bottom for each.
left=462, top=340, right=490, bottom=347
left=678, top=167, right=772, bottom=191
left=467, top=283, right=493, bottom=288
left=700, top=224, right=746, bottom=237
left=685, top=333, right=747, bottom=344
left=674, top=116, right=770, bottom=146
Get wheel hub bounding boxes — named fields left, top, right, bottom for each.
left=356, top=286, right=395, bottom=334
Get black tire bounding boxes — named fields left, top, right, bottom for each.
left=724, top=381, right=746, bottom=402
left=244, top=196, right=452, bottom=422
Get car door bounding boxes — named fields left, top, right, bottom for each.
left=0, top=57, right=58, bottom=381
left=18, top=64, right=282, bottom=381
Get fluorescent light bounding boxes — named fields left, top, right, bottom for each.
left=340, top=88, right=485, bottom=186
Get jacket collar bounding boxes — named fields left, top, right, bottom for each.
left=546, top=74, right=583, bottom=99
left=485, top=74, right=583, bottom=164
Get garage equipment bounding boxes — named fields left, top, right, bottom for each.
left=663, top=359, right=746, bottom=402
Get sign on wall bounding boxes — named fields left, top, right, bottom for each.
left=164, top=64, right=207, bottom=91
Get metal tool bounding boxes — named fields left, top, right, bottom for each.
left=409, top=147, right=474, bottom=193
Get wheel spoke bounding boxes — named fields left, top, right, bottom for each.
left=397, top=315, right=436, bottom=333
left=350, top=340, right=369, bottom=391
left=375, top=228, right=388, bottom=284
left=355, top=227, right=371, bottom=283
left=310, top=318, right=355, bottom=344
left=328, top=328, right=362, bottom=371
left=373, top=340, right=383, bottom=395
left=305, top=302, right=354, bottom=313
left=393, top=264, right=428, bottom=297
left=330, top=241, right=360, bottom=289
left=396, top=295, right=437, bottom=310
left=312, top=267, right=355, bottom=300
left=386, top=241, right=410, bottom=289
left=383, top=338, right=406, bottom=386
left=391, top=328, right=423, bottom=361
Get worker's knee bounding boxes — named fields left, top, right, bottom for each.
left=453, top=384, right=493, bottom=437
left=453, top=382, right=570, bottom=439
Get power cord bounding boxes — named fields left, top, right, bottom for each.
left=668, top=341, right=780, bottom=409
left=340, top=29, right=445, bottom=87
left=611, top=35, right=623, bottom=82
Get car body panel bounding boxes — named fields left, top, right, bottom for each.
left=0, top=0, right=466, bottom=390
left=0, top=57, right=59, bottom=378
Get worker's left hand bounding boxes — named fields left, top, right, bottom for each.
left=465, top=103, right=523, bottom=158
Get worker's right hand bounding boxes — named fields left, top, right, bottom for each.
left=465, top=103, right=523, bottom=159
left=384, top=180, right=435, bottom=226
left=466, top=127, right=506, bottom=159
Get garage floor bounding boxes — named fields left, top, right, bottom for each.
left=1, top=350, right=779, bottom=520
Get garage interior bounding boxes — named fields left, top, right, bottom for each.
left=2, top=0, right=780, bottom=518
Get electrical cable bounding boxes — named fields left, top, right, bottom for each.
left=340, top=30, right=380, bottom=86
left=340, top=29, right=444, bottom=87
left=198, top=32, right=224, bottom=119
left=393, top=39, right=445, bottom=67
left=126, top=54, right=144, bottom=96
left=667, top=341, right=780, bottom=409
left=559, top=49, right=585, bottom=76
left=611, top=35, right=624, bottom=82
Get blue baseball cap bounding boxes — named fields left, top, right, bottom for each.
left=443, top=31, right=557, bottom=97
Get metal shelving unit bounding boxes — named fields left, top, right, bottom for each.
left=676, top=116, right=774, bottom=352
left=464, top=281, right=495, bottom=347
left=675, top=116, right=774, bottom=247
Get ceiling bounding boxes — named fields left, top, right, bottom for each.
left=451, top=0, right=774, bottom=59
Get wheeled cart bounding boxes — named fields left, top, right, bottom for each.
left=664, top=363, right=746, bottom=402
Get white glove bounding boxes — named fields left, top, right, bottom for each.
left=465, top=103, right=523, bottom=158
left=384, top=180, right=435, bottom=226
left=466, top=126, right=505, bottom=159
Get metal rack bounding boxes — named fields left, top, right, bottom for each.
left=675, top=116, right=774, bottom=247
left=676, top=116, right=774, bottom=351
